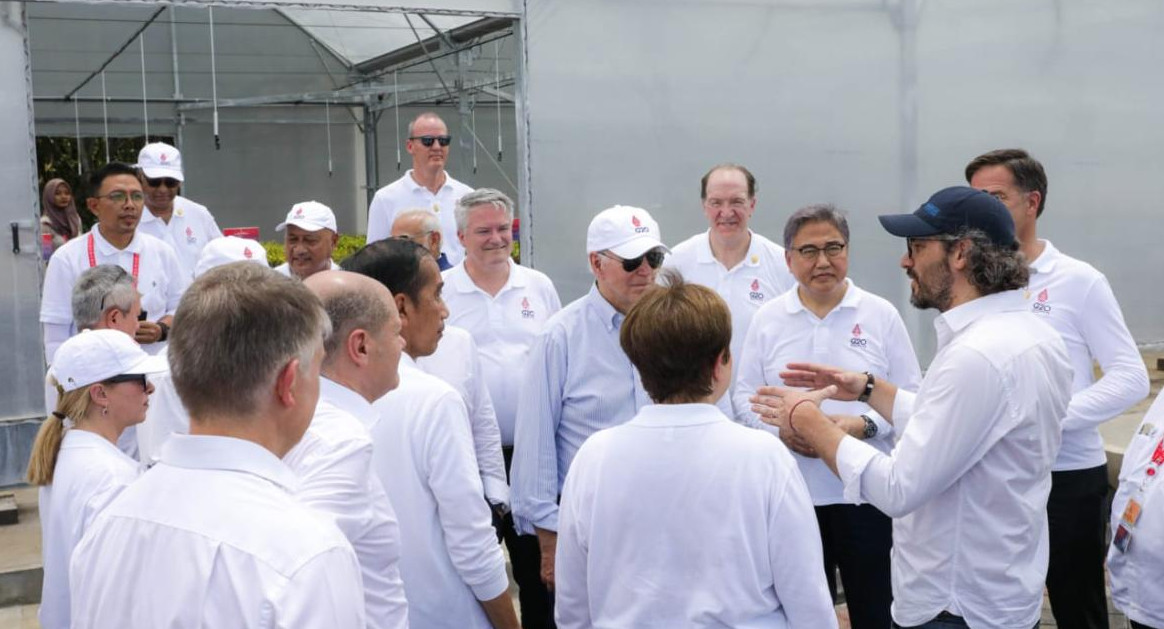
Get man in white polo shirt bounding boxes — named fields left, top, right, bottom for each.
left=135, top=142, right=222, bottom=281
left=367, top=112, right=474, bottom=265
left=442, top=188, right=562, bottom=628
left=391, top=208, right=453, bottom=270
left=274, top=201, right=341, bottom=280
left=40, top=162, right=187, bottom=361
left=752, top=187, right=1073, bottom=629
left=668, top=164, right=795, bottom=414
left=343, top=239, right=519, bottom=629
left=966, top=149, right=1149, bottom=629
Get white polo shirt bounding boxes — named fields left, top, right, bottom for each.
left=40, top=227, right=187, bottom=359
left=734, top=279, right=923, bottom=505
left=366, top=170, right=474, bottom=265
left=38, top=429, right=140, bottom=629
left=369, top=357, right=509, bottom=629
left=442, top=260, right=563, bottom=444
left=834, top=290, right=1073, bottom=629
left=284, top=377, right=408, bottom=629
left=69, top=434, right=365, bottom=628
left=137, top=196, right=222, bottom=282
left=1108, top=390, right=1164, bottom=629
left=417, top=325, right=509, bottom=506
left=556, top=403, right=838, bottom=629
left=1025, top=239, right=1150, bottom=471
left=667, top=231, right=796, bottom=414
left=274, top=259, right=340, bottom=279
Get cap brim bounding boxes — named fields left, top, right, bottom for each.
left=608, top=237, right=670, bottom=259
left=123, top=353, right=170, bottom=377
left=878, top=213, right=941, bottom=238
left=139, top=166, right=184, bottom=181
left=275, top=219, right=331, bottom=233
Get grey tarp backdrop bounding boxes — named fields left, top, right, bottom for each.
left=3, top=0, right=1163, bottom=484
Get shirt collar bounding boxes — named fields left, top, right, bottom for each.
left=63, top=428, right=139, bottom=462
left=90, top=225, right=143, bottom=254
left=630, top=403, right=728, bottom=428
left=159, top=434, right=299, bottom=492
left=1028, top=239, right=1060, bottom=275
left=585, top=283, right=623, bottom=331
left=693, top=230, right=763, bottom=268
left=405, top=169, right=452, bottom=193
left=934, top=289, right=1027, bottom=349
left=139, top=209, right=161, bottom=226
left=451, top=259, right=527, bottom=295
left=784, top=278, right=861, bottom=314
left=319, top=376, right=375, bottom=419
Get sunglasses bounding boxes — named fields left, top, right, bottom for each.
left=409, top=135, right=452, bottom=147
left=104, top=373, right=148, bottom=388
left=600, top=249, right=665, bottom=273
left=145, top=177, right=181, bottom=189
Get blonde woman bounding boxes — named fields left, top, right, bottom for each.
left=27, top=329, right=166, bottom=629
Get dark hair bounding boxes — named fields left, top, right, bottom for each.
left=341, top=238, right=430, bottom=304
left=964, top=149, right=1048, bottom=217
left=87, top=162, right=139, bottom=196
left=620, top=269, right=731, bottom=403
left=782, top=203, right=850, bottom=249
left=700, top=163, right=757, bottom=199
left=943, top=227, right=1029, bottom=296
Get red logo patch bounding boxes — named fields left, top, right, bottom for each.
left=751, top=279, right=760, bottom=291
left=852, top=324, right=862, bottom=336
left=631, top=215, right=641, bottom=228
left=295, top=208, right=304, bottom=217
left=243, top=247, right=253, bottom=259
left=185, top=227, right=193, bottom=237
left=159, top=153, right=168, bottom=162
left=1037, top=289, right=1049, bottom=302
left=522, top=297, right=530, bottom=309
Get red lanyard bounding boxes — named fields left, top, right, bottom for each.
left=88, top=232, right=139, bottom=285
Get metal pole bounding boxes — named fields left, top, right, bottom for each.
left=363, top=102, right=378, bottom=211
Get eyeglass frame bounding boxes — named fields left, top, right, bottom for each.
left=791, top=241, right=848, bottom=260
left=409, top=135, right=452, bottom=147
left=92, top=190, right=146, bottom=205
left=598, top=249, right=665, bottom=273
left=103, top=373, right=148, bottom=388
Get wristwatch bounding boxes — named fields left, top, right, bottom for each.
left=857, top=371, right=875, bottom=403
left=860, top=414, right=878, bottom=439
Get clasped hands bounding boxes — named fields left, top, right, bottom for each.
left=749, top=362, right=868, bottom=458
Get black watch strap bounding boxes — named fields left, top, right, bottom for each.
left=857, top=371, right=875, bottom=403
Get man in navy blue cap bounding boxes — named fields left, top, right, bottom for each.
left=748, top=186, right=1075, bottom=629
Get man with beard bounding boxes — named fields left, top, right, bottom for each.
left=750, top=187, right=1074, bottom=629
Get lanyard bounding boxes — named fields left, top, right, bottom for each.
left=1113, top=435, right=1164, bottom=553
left=88, top=232, right=140, bottom=285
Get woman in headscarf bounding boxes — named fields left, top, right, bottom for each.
left=40, top=178, right=82, bottom=254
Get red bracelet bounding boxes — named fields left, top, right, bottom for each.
left=787, top=399, right=814, bottom=433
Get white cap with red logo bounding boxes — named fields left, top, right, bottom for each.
left=137, top=142, right=185, bottom=181
left=195, top=236, right=270, bottom=277
left=51, top=329, right=168, bottom=392
left=276, top=201, right=337, bottom=233
left=586, top=205, right=668, bottom=259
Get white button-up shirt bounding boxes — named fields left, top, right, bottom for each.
left=283, top=377, right=408, bottom=629
left=369, top=357, right=510, bottom=629
left=668, top=230, right=796, bottom=415
left=69, top=434, right=365, bottom=628
left=418, top=325, right=509, bottom=506
left=1108, top=390, right=1164, bottom=628
left=1025, top=240, right=1149, bottom=471
left=834, top=290, right=1073, bottom=629
left=735, top=279, right=923, bottom=505
left=366, top=170, right=474, bottom=265
left=136, top=196, right=223, bottom=282
left=40, top=227, right=187, bottom=360
left=38, top=430, right=140, bottom=629
left=136, top=346, right=186, bottom=465
left=556, top=403, right=837, bottom=629
left=442, top=260, right=563, bottom=444
left=510, top=284, right=653, bottom=534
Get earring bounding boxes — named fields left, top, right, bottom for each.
left=102, top=406, right=108, bottom=417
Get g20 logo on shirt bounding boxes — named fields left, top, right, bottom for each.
left=521, top=297, right=536, bottom=319
left=850, top=323, right=868, bottom=348
left=748, top=279, right=764, bottom=302
left=1031, top=288, right=1052, bottom=314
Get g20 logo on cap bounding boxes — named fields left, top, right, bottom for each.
left=159, top=153, right=169, bottom=163
left=521, top=296, right=535, bottom=319
left=631, top=215, right=650, bottom=234
left=850, top=323, right=868, bottom=348
left=748, top=278, right=764, bottom=302
left=1032, top=288, right=1052, bottom=314
left=294, top=207, right=305, bottom=217
left=243, top=247, right=254, bottom=259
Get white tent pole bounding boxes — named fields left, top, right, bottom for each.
left=101, top=71, right=110, bottom=163
left=494, top=39, right=502, bottom=161
left=325, top=100, right=333, bottom=177
left=208, top=6, right=220, bottom=149
left=140, top=34, right=149, bottom=141
left=471, top=99, right=478, bottom=174
left=394, top=70, right=401, bottom=171
left=74, top=98, right=82, bottom=175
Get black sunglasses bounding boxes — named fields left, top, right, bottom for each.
left=145, top=177, right=181, bottom=189
left=409, top=135, right=452, bottom=147
left=104, top=373, right=148, bottom=387
left=600, top=249, right=665, bottom=273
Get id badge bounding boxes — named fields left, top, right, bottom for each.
left=1121, top=499, right=1143, bottom=527
left=1113, top=523, right=1132, bottom=553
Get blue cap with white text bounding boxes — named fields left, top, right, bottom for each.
left=878, top=186, right=1017, bottom=247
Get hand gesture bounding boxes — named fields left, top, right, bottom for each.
left=778, top=362, right=866, bottom=402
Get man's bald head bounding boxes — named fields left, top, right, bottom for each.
left=304, top=271, right=396, bottom=366
left=390, top=209, right=443, bottom=259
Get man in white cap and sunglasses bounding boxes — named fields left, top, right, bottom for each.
left=367, top=112, right=474, bottom=265
left=136, top=142, right=222, bottom=282
left=510, top=205, right=667, bottom=602
left=275, top=201, right=341, bottom=281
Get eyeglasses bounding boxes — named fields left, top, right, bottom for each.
left=104, top=373, right=148, bottom=388
left=93, top=191, right=145, bottom=205
left=409, top=135, right=452, bottom=147
left=145, top=177, right=180, bottom=189
left=600, top=249, right=665, bottom=273
left=792, top=242, right=847, bottom=260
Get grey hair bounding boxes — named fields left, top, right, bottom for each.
left=783, top=203, right=851, bottom=249
left=394, top=208, right=442, bottom=235
left=169, top=262, right=331, bottom=421
left=455, top=188, right=514, bottom=232
left=319, top=288, right=392, bottom=368
left=943, top=227, right=1029, bottom=296
left=72, top=265, right=137, bottom=330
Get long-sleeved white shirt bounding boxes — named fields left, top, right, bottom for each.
left=1108, top=390, right=1164, bottom=628
left=734, top=279, right=922, bottom=505
left=69, top=434, right=365, bottom=629
left=417, top=325, right=509, bottom=506
left=38, top=430, right=140, bottom=629
left=365, top=170, right=473, bottom=265
left=369, top=357, right=509, bottom=629
left=1026, top=240, right=1149, bottom=470
left=834, top=290, right=1073, bottom=629
left=283, top=377, right=408, bottom=629
left=556, top=403, right=838, bottom=629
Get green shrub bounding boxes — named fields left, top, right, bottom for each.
left=262, top=234, right=368, bottom=268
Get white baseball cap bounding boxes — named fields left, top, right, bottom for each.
left=195, top=236, right=270, bottom=277
left=50, top=329, right=168, bottom=392
left=137, top=142, right=184, bottom=181
left=586, top=205, right=668, bottom=258
left=276, top=201, right=337, bottom=233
